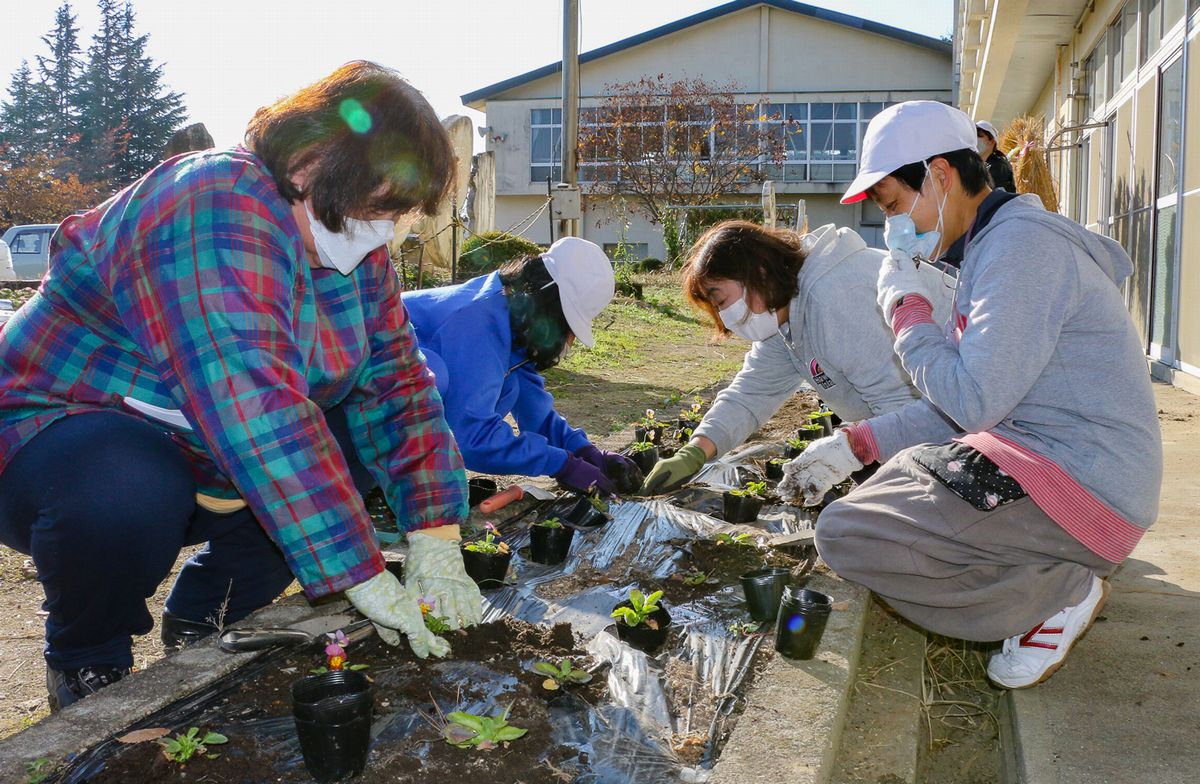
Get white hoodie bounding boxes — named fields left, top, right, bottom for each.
left=693, top=224, right=955, bottom=456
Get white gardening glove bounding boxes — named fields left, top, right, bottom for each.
left=778, top=431, right=863, bottom=507
left=404, top=527, right=483, bottom=630
left=876, top=250, right=929, bottom=326
left=345, top=569, right=451, bottom=658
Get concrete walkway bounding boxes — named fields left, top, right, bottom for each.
left=1002, top=383, right=1200, bottom=784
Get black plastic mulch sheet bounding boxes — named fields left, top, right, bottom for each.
left=52, top=442, right=818, bottom=784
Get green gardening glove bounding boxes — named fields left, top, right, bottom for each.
left=640, top=444, right=708, bottom=495
left=345, top=570, right=451, bottom=658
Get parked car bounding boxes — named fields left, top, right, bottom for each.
left=1, top=224, right=59, bottom=281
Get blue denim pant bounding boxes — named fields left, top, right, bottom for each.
left=0, top=407, right=374, bottom=671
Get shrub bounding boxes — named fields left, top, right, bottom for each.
left=457, top=231, right=543, bottom=277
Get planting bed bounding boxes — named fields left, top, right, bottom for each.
left=50, top=441, right=836, bottom=784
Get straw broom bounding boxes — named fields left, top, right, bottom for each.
left=998, top=115, right=1059, bottom=212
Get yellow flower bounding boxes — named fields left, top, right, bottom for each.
left=329, top=655, right=346, bottom=671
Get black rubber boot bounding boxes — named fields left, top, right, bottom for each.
left=46, top=664, right=130, bottom=712
left=160, top=611, right=215, bottom=653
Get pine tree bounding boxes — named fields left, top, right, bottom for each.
left=111, top=1, right=186, bottom=185
left=75, top=0, right=123, bottom=182
left=0, top=61, right=49, bottom=164
left=35, top=2, right=84, bottom=157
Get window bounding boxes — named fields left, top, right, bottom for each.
left=762, top=100, right=888, bottom=183
left=1142, top=0, right=1185, bottom=62
left=10, top=231, right=44, bottom=255
left=531, top=108, right=562, bottom=183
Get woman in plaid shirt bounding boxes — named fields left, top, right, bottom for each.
left=0, top=62, right=482, bottom=710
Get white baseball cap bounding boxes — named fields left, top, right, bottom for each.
left=841, top=101, right=979, bottom=204
left=540, top=236, right=615, bottom=348
left=975, top=120, right=999, bottom=141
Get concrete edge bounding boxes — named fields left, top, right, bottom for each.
left=998, top=685, right=1060, bottom=784
left=0, top=596, right=339, bottom=780
left=709, top=574, right=871, bottom=784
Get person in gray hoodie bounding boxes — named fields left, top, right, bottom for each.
left=783, top=100, right=1162, bottom=689
left=639, top=220, right=953, bottom=494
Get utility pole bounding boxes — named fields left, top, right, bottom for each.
left=560, top=0, right=580, bottom=238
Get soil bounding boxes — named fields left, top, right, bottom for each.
left=85, top=618, right=601, bottom=784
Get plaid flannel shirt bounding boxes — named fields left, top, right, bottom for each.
left=0, top=147, right=467, bottom=597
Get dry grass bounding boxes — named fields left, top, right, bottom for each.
left=998, top=115, right=1059, bottom=212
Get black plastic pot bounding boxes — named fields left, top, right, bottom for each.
left=784, top=442, right=810, bottom=459
left=808, top=412, right=836, bottom=437
left=460, top=546, right=513, bottom=589
left=383, top=558, right=404, bottom=583
left=629, top=447, right=659, bottom=475
left=291, top=671, right=373, bottom=782
left=634, top=425, right=664, bottom=445
left=529, top=524, right=575, bottom=565
left=561, top=495, right=609, bottom=528
left=722, top=492, right=764, bottom=524
left=765, top=460, right=786, bottom=481
left=822, top=407, right=842, bottom=428
left=775, top=586, right=834, bottom=660
left=796, top=424, right=826, bottom=442
left=740, top=567, right=792, bottom=623
left=612, top=601, right=672, bottom=653
left=467, top=478, right=498, bottom=508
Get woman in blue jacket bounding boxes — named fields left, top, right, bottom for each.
left=403, top=237, right=641, bottom=496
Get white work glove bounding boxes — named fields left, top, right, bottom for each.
left=876, top=250, right=929, bottom=326
left=778, top=431, right=863, bottom=507
left=404, top=528, right=483, bottom=630
left=345, top=570, right=451, bottom=658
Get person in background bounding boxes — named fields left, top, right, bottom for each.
left=639, top=220, right=953, bottom=495
left=976, top=120, right=1015, bottom=192
left=0, top=62, right=481, bottom=710
left=403, top=237, right=643, bottom=498
left=784, top=100, right=1161, bottom=689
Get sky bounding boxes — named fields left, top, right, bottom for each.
left=3, top=1, right=952, bottom=153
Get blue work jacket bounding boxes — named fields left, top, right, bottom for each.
left=402, top=272, right=589, bottom=476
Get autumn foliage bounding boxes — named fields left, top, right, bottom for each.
left=0, top=152, right=110, bottom=233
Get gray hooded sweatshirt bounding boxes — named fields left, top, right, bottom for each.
left=867, top=195, right=1162, bottom=529
left=693, top=224, right=955, bottom=456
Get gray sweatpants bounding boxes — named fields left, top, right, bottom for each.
left=816, top=449, right=1115, bottom=642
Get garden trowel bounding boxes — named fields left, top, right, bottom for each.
left=219, top=614, right=374, bottom=653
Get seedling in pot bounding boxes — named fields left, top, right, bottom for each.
left=440, top=704, right=528, bottom=750
left=635, top=408, right=666, bottom=444
left=784, top=437, right=811, bottom=459
left=729, top=621, right=763, bottom=637
left=797, top=423, right=825, bottom=441
left=765, top=457, right=787, bottom=480
left=676, top=426, right=694, bottom=444
left=157, top=727, right=229, bottom=764
left=464, top=522, right=510, bottom=555
left=629, top=440, right=660, bottom=473
left=612, top=588, right=672, bottom=652
left=532, top=658, right=593, bottom=691
left=529, top=516, right=576, bottom=565
left=611, top=588, right=664, bottom=628
left=723, top=481, right=767, bottom=524
left=713, top=531, right=754, bottom=546
left=461, top=522, right=514, bottom=588
left=533, top=516, right=563, bottom=529
left=419, top=595, right=453, bottom=635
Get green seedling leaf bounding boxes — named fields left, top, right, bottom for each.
left=494, top=726, right=528, bottom=742
left=533, top=661, right=562, bottom=677
left=447, top=712, right=485, bottom=733
left=201, top=732, right=228, bottom=746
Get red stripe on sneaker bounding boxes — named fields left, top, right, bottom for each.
left=958, top=431, right=1145, bottom=563
left=1020, top=625, right=1060, bottom=650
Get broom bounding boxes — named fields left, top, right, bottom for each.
left=998, top=115, right=1059, bottom=212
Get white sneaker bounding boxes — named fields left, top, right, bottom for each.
left=987, top=576, right=1110, bottom=689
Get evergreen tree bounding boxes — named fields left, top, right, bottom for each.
left=0, top=61, right=49, bottom=164
left=112, top=1, right=186, bottom=184
left=35, top=2, right=84, bottom=156
left=75, top=0, right=123, bottom=182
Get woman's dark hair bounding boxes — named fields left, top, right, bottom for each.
left=681, top=220, right=807, bottom=336
left=499, top=255, right=572, bottom=371
left=245, top=60, right=455, bottom=232
left=888, top=148, right=993, bottom=195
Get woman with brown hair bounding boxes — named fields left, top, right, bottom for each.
left=0, top=62, right=478, bottom=710
left=641, top=220, right=953, bottom=494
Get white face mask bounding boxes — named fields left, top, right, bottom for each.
left=305, top=204, right=396, bottom=275
left=719, top=291, right=779, bottom=342
left=883, top=167, right=947, bottom=263
left=977, top=139, right=993, bottom=157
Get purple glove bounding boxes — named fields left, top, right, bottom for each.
left=553, top=454, right=619, bottom=498
left=576, top=445, right=644, bottom=495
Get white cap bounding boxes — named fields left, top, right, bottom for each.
left=975, top=120, right=999, bottom=141
left=540, top=236, right=614, bottom=348
left=841, top=101, right=979, bottom=204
